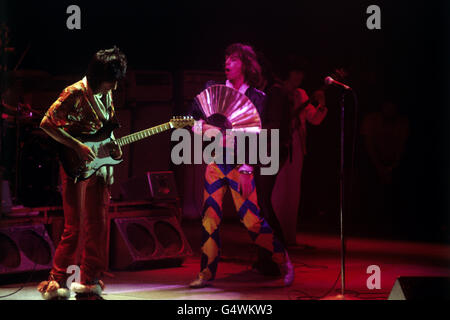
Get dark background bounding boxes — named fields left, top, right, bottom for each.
left=1, top=0, right=448, bottom=242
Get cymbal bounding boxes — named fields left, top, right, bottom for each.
left=1, top=101, right=43, bottom=124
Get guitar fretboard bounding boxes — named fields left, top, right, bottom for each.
left=115, top=122, right=173, bottom=147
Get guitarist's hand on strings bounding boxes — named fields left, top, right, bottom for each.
left=76, top=142, right=96, bottom=162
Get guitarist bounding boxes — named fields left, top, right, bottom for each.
left=37, top=47, right=127, bottom=300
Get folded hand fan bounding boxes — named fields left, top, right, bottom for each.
left=194, top=84, right=261, bottom=133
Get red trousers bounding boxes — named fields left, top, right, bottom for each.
left=50, top=167, right=110, bottom=284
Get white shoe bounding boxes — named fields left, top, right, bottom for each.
left=37, top=280, right=70, bottom=300
left=42, top=288, right=71, bottom=300
left=71, top=281, right=104, bottom=296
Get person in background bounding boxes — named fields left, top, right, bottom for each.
left=256, top=55, right=328, bottom=267
left=360, top=100, right=409, bottom=235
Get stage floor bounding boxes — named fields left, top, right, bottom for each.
left=1, top=219, right=449, bottom=300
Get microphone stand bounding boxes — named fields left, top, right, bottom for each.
left=339, top=90, right=346, bottom=297
left=337, top=87, right=354, bottom=299
left=323, top=75, right=356, bottom=299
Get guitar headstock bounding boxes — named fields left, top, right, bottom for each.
left=170, top=116, right=195, bottom=129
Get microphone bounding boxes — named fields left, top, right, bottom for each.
left=324, top=76, right=352, bottom=90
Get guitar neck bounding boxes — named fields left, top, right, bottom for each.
left=115, top=122, right=173, bottom=147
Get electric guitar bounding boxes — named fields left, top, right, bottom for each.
left=58, top=116, right=194, bottom=181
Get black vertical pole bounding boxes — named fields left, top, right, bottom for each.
left=339, top=92, right=346, bottom=297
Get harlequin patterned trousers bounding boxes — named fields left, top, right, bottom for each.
left=198, top=163, right=286, bottom=281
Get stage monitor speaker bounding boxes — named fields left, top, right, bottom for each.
left=0, top=224, right=55, bottom=275
left=110, top=215, right=192, bottom=270
left=120, top=171, right=178, bottom=201
left=388, top=277, right=450, bottom=300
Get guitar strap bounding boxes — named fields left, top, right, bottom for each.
left=108, top=115, right=120, bottom=128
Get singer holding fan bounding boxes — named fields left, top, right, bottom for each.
left=37, top=47, right=127, bottom=300
left=188, top=43, right=294, bottom=288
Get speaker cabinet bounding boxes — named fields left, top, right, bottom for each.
left=1, top=180, right=12, bottom=215
left=127, top=70, right=173, bottom=102
left=120, top=171, right=178, bottom=201
left=110, top=215, right=192, bottom=270
left=110, top=108, right=132, bottom=200
left=388, top=277, right=450, bottom=300
left=0, top=224, right=55, bottom=274
left=129, top=103, right=173, bottom=177
left=182, top=70, right=224, bottom=100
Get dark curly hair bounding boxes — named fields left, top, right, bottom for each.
left=86, top=46, right=127, bottom=93
left=225, top=43, right=262, bottom=88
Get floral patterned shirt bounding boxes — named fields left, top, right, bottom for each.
left=45, top=77, right=115, bottom=136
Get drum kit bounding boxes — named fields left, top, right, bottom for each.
left=1, top=25, right=61, bottom=208
left=0, top=72, right=62, bottom=208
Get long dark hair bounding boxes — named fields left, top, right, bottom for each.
left=86, top=46, right=127, bottom=93
left=225, top=43, right=262, bottom=88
